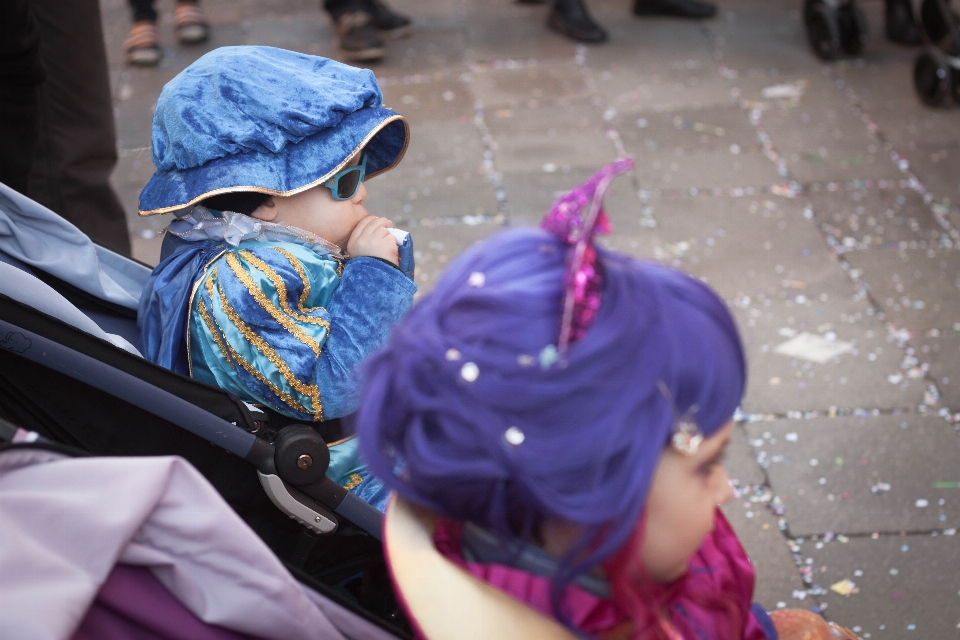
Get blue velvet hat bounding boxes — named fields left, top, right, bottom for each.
left=138, top=46, right=409, bottom=216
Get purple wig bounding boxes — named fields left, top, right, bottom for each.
left=357, top=226, right=746, bottom=596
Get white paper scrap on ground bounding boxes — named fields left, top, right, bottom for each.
left=773, top=332, right=853, bottom=364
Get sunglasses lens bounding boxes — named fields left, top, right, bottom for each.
left=336, top=168, right=362, bottom=199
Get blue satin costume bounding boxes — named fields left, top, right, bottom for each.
left=139, top=218, right=416, bottom=512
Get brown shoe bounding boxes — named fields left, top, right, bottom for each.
left=124, top=21, right=162, bottom=66
left=335, top=11, right=385, bottom=61
left=174, top=2, right=210, bottom=45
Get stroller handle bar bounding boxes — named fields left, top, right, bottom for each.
left=0, top=317, right=383, bottom=540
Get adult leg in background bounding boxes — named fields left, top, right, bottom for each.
left=27, top=0, right=131, bottom=255
left=0, top=0, right=45, bottom=195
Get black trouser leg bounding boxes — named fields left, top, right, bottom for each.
left=28, top=0, right=131, bottom=255
left=129, top=0, right=158, bottom=23
left=0, top=0, right=45, bottom=195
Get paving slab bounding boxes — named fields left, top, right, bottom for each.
left=802, top=533, right=960, bottom=639
left=504, top=166, right=641, bottom=226
left=755, top=108, right=898, bottom=186
left=612, top=196, right=853, bottom=298
left=591, top=60, right=734, bottom=116
left=915, top=332, right=960, bottom=410
left=470, top=62, right=590, bottom=109
left=615, top=105, right=760, bottom=157
left=625, top=143, right=783, bottom=192
left=735, top=296, right=924, bottom=414
left=722, top=494, right=805, bottom=613
left=372, top=170, right=500, bottom=227
left=381, top=79, right=474, bottom=124
left=484, top=99, right=617, bottom=173
left=901, top=142, right=960, bottom=209
left=710, top=9, right=820, bottom=75
left=803, top=188, right=948, bottom=249
left=845, top=248, right=960, bottom=333
left=746, top=415, right=960, bottom=537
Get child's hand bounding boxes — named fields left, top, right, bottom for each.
left=346, top=216, right=399, bottom=265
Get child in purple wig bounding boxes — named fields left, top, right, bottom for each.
left=356, top=163, right=859, bottom=640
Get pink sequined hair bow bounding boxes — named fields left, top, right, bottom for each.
left=540, top=157, right=634, bottom=355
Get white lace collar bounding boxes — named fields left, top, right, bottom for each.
left=165, top=206, right=343, bottom=258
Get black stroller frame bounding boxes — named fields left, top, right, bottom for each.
left=803, top=0, right=960, bottom=107
left=913, top=0, right=960, bottom=105
left=0, top=227, right=410, bottom=634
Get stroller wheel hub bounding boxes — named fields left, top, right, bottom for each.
left=298, top=454, right=314, bottom=469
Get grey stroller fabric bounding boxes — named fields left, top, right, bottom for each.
left=0, top=261, right=140, bottom=354
left=0, top=447, right=397, bottom=640
left=0, top=182, right=149, bottom=311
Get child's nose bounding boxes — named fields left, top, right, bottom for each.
left=352, top=181, right=368, bottom=204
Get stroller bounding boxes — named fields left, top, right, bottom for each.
left=0, top=420, right=404, bottom=640
left=803, top=0, right=960, bottom=107
left=913, top=0, right=960, bottom=105
left=0, top=182, right=409, bottom=636
left=802, top=0, right=869, bottom=61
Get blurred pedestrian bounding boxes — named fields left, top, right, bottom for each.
left=124, top=0, right=210, bottom=67
left=122, top=0, right=411, bottom=66
left=0, top=0, right=130, bottom=255
left=521, top=0, right=716, bottom=44
left=325, top=0, right=412, bottom=61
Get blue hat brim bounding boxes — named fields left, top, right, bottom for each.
left=138, top=108, right=409, bottom=216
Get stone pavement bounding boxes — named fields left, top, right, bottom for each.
left=101, top=0, right=960, bottom=635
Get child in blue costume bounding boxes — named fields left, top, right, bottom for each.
left=137, top=46, right=416, bottom=512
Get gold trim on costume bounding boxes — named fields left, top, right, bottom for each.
left=273, top=246, right=325, bottom=313
left=217, top=279, right=324, bottom=421
left=224, top=252, right=323, bottom=357
left=343, top=473, right=364, bottom=490
left=240, top=249, right=332, bottom=331
left=137, top=115, right=411, bottom=216
left=186, top=249, right=227, bottom=378
left=198, top=295, right=312, bottom=417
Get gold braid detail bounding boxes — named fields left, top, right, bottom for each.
left=200, top=273, right=312, bottom=417
left=224, top=251, right=322, bottom=356
left=240, top=249, right=331, bottom=331
left=271, top=246, right=325, bottom=313
left=343, top=473, right=364, bottom=490
left=216, top=277, right=324, bottom=421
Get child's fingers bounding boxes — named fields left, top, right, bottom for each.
left=353, top=215, right=393, bottom=237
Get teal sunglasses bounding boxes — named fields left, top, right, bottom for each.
left=323, top=154, right=367, bottom=200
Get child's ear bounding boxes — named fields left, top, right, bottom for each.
left=250, top=197, right=278, bottom=221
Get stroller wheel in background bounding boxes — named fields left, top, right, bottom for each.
left=913, top=47, right=954, bottom=105
left=838, top=1, right=869, bottom=55
left=806, top=0, right=843, bottom=60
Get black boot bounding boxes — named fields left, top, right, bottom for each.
left=885, top=0, right=923, bottom=45
left=634, top=0, right=716, bottom=19
left=547, top=0, right=608, bottom=43
left=367, top=0, right=412, bottom=39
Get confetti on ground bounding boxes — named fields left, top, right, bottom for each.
left=830, top=579, right=858, bottom=596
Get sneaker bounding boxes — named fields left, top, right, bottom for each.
left=369, top=0, right=412, bottom=39
left=174, top=2, right=210, bottom=45
left=124, top=21, right=162, bottom=66
left=336, top=11, right=386, bottom=61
